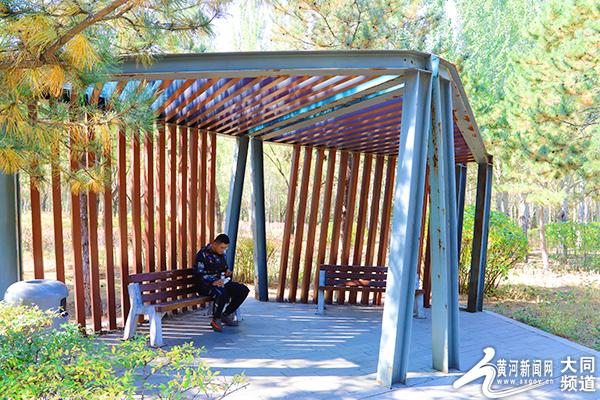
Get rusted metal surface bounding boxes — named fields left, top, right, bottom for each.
left=313, top=150, right=336, bottom=302
left=188, top=127, right=199, bottom=268
left=301, top=148, right=324, bottom=303
left=51, top=161, right=65, bottom=282
left=339, top=153, right=360, bottom=305
left=103, top=151, right=117, bottom=331
left=144, top=130, right=155, bottom=273
left=30, top=176, right=44, bottom=279
left=207, top=132, right=217, bottom=242
left=156, top=122, right=167, bottom=271
left=70, top=132, right=86, bottom=328
left=326, top=151, right=348, bottom=304
left=288, top=147, right=312, bottom=303
left=168, top=124, right=177, bottom=270
left=198, top=130, right=207, bottom=246
left=178, top=125, right=188, bottom=271
left=86, top=136, right=102, bottom=332
left=276, top=145, right=301, bottom=302
left=131, top=131, right=142, bottom=274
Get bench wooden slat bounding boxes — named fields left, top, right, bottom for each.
left=141, top=286, right=197, bottom=303
left=139, top=276, right=195, bottom=292
left=321, top=279, right=387, bottom=288
left=318, top=286, right=386, bottom=293
left=319, top=265, right=387, bottom=273
left=129, top=268, right=195, bottom=283
left=323, top=272, right=387, bottom=280
left=155, top=296, right=212, bottom=313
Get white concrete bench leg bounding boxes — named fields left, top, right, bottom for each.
left=413, top=291, right=425, bottom=319
left=317, top=270, right=325, bottom=315
left=123, top=283, right=144, bottom=340
left=149, top=308, right=166, bottom=347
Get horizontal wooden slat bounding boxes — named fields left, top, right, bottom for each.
left=139, top=276, right=195, bottom=292
left=318, top=286, right=386, bottom=293
left=129, top=268, right=195, bottom=283
left=323, top=279, right=387, bottom=288
left=319, top=265, right=387, bottom=273
left=141, top=286, right=198, bottom=303
left=324, top=272, right=387, bottom=281
left=155, top=296, right=212, bottom=313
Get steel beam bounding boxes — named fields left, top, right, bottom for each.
left=250, top=138, right=269, bottom=301
left=467, top=157, right=493, bottom=312
left=377, top=69, right=432, bottom=388
left=225, top=136, right=249, bottom=271
left=456, top=164, right=468, bottom=257
left=0, top=173, right=20, bottom=296
left=427, top=57, right=460, bottom=373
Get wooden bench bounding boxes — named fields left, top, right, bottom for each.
left=316, top=265, right=424, bottom=318
left=123, top=268, right=212, bottom=347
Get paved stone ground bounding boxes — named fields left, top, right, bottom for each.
left=103, top=297, right=600, bottom=399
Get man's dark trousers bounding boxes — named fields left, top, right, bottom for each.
left=197, top=281, right=249, bottom=318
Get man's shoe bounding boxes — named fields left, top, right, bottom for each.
left=220, top=313, right=239, bottom=327
left=211, top=318, right=223, bottom=332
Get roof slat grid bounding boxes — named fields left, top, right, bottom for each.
left=101, top=51, right=487, bottom=161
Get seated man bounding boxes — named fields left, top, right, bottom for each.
left=194, top=234, right=249, bottom=332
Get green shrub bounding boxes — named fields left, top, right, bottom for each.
left=546, top=222, right=600, bottom=269
left=233, top=236, right=276, bottom=284
left=458, top=206, right=529, bottom=294
left=0, top=302, right=246, bottom=399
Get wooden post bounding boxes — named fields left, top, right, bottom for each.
left=276, top=145, right=301, bottom=302
left=117, top=126, right=130, bottom=323
left=144, top=129, right=155, bottom=272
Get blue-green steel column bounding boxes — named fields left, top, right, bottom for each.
left=427, top=58, right=460, bottom=373
left=477, top=156, right=493, bottom=311
left=456, top=164, right=467, bottom=256
left=225, top=136, right=249, bottom=271
left=0, top=173, right=21, bottom=296
left=377, top=70, right=432, bottom=388
left=442, top=78, right=460, bottom=370
left=250, top=138, right=268, bottom=301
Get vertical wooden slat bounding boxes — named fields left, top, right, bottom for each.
left=144, top=130, right=155, bottom=273
left=326, top=151, right=349, bottom=304
left=87, top=150, right=102, bottom=332
left=131, top=131, right=142, bottom=274
left=416, top=168, right=430, bottom=292
left=168, top=124, right=177, bottom=270
left=156, top=122, right=167, bottom=271
left=312, top=150, right=336, bottom=302
left=117, top=126, right=130, bottom=322
left=276, top=145, right=301, bottom=302
left=338, top=153, right=360, bottom=304
left=178, top=126, right=188, bottom=270
left=288, top=147, right=313, bottom=303
left=375, top=156, right=397, bottom=305
left=362, top=155, right=384, bottom=305
left=198, top=130, right=207, bottom=246
left=301, top=148, right=325, bottom=303
left=70, top=133, right=86, bottom=328
left=103, top=150, right=117, bottom=331
left=51, top=162, right=65, bottom=282
left=207, top=132, right=217, bottom=241
left=30, top=177, right=44, bottom=279
left=189, top=127, right=199, bottom=266
left=350, top=154, right=372, bottom=305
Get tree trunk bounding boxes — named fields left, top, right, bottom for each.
left=80, top=192, right=92, bottom=316
left=518, top=194, right=529, bottom=263
left=538, top=206, right=550, bottom=271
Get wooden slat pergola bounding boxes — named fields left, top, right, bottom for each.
left=0, top=50, right=492, bottom=387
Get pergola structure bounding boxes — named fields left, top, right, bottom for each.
left=0, top=50, right=492, bottom=387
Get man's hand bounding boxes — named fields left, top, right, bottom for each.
left=224, top=269, right=233, bottom=277
left=213, top=279, right=225, bottom=287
